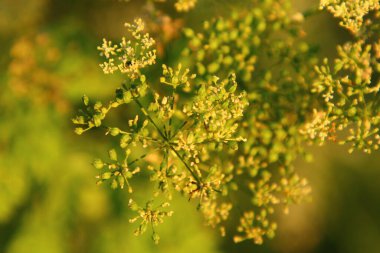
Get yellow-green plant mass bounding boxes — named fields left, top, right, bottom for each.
left=2, top=0, right=379, bottom=251
left=72, top=0, right=380, bottom=245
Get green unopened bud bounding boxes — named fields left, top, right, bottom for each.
left=262, top=129, right=272, bottom=145
left=128, top=199, right=139, bottom=211
left=118, top=175, right=125, bottom=189
left=209, top=40, right=218, bottom=50
left=257, top=21, right=266, bottom=32
left=120, top=134, right=131, bottom=148
left=72, top=116, right=85, bottom=124
left=197, top=50, right=205, bottom=61
left=183, top=28, right=194, bottom=38
left=267, top=228, right=276, bottom=239
left=93, top=115, right=102, bottom=127
left=216, top=19, right=225, bottom=31
left=228, top=141, right=238, bottom=150
left=101, top=172, right=112, bottom=180
left=125, top=171, right=133, bottom=178
left=123, top=91, right=132, bottom=103
left=197, top=63, right=206, bottom=75
left=228, top=84, right=237, bottom=93
left=223, top=56, right=233, bottom=66
left=152, top=233, right=160, bottom=244
left=207, top=62, right=220, bottom=74
left=109, top=127, right=120, bottom=136
left=111, top=101, right=119, bottom=108
left=253, top=36, right=260, bottom=46
left=82, top=95, right=89, bottom=106
left=108, top=149, right=118, bottom=161
left=187, top=132, right=194, bottom=143
left=75, top=128, right=84, bottom=135
left=93, top=159, right=104, bottom=169
left=347, top=107, right=357, bottom=117
left=190, top=38, right=201, bottom=48
left=111, top=179, right=118, bottom=189
left=94, top=101, right=102, bottom=110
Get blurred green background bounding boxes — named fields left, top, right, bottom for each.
left=0, top=0, right=379, bottom=253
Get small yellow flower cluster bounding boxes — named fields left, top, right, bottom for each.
left=94, top=148, right=141, bottom=193
left=128, top=199, right=173, bottom=244
left=233, top=210, right=277, bottom=245
left=301, top=109, right=335, bottom=144
left=320, top=0, right=380, bottom=34
left=183, top=75, right=248, bottom=142
left=160, top=64, right=196, bottom=89
left=98, top=18, right=156, bottom=79
left=148, top=93, right=175, bottom=120
left=305, top=40, right=380, bottom=153
left=234, top=166, right=311, bottom=242
left=200, top=201, right=232, bottom=236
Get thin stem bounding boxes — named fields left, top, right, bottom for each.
left=118, top=168, right=131, bottom=191
left=134, top=98, right=168, bottom=141
left=168, top=94, right=175, bottom=139
left=171, top=115, right=198, bottom=140
left=171, top=120, right=189, bottom=139
left=168, top=145, right=201, bottom=184
left=105, top=125, right=162, bottom=144
left=129, top=154, right=147, bottom=166
left=163, top=124, right=169, bottom=139
left=133, top=97, right=202, bottom=184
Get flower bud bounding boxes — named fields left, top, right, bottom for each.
left=93, top=159, right=104, bottom=169
left=75, top=128, right=84, bottom=135
left=82, top=95, right=89, bottom=106
left=109, top=127, right=120, bottom=136
left=108, top=149, right=118, bottom=161
left=101, top=172, right=112, bottom=180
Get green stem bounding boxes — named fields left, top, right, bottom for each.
left=134, top=98, right=168, bottom=141
left=168, top=145, right=201, bottom=184
left=129, top=154, right=147, bottom=166
left=133, top=98, right=202, bottom=184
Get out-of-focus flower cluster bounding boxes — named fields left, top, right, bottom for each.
left=183, top=0, right=317, bottom=244
left=303, top=40, right=380, bottom=153
left=98, top=19, right=156, bottom=79
left=8, top=34, right=67, bottom=111
left=174, top=0, right=197, bottom=12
